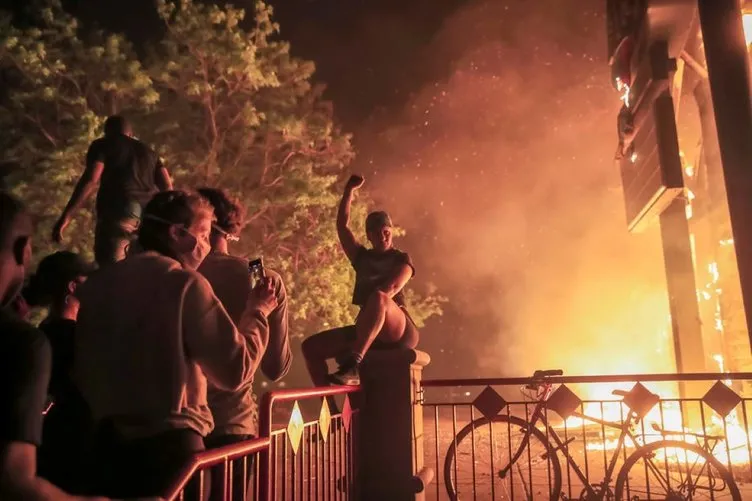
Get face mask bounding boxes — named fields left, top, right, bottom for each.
left=141, top=214, right=211, bottom=269
left=179, top=227, right=211, bottom=270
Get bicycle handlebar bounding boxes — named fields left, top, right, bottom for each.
left=533, top=369, right=564, bottom=378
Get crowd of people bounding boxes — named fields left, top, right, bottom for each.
left=0, top=115, right=420, bottom=500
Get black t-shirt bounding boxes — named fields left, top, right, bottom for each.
left=350, top=246, right=415, bottom=308
left=0, top=307, right=52, bottom=447
left=39, top=318, right=76, bottom=403
left=87, top=134, right=164, bottom=219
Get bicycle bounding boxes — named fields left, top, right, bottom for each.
left=443, top=369, right=741, bottom=500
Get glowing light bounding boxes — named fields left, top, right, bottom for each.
left=743, top=12, right=752, bottom=46
left=720, top=238, right=735, bottom=247
left=615, top=78, right=631, bottom=108
left=684, top=164, right=694, bottom=177
left=709, top=261, right=720, bottom=283
left=629, top=151, right=637, bottom=163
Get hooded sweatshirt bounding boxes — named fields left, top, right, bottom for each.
left=74, top=251, right=268, bottom=439
left=199, top=253, right=291, bottom=436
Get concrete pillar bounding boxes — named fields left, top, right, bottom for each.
left=358, top=349, right=433, bottom=501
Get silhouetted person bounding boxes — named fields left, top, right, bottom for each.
left=0, top=192, right=109, bottom=500
left=197, top=187, right=291, bottom=500
left=52, top=115, right=173, bottom=266
left=23, top=251, right=96, bottom=494
left=302, top=175, right=419, bottom=387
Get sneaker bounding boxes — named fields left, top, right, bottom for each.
left=328, top=364, right=360, bottom=386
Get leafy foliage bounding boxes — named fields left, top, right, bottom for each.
left=0, top=0, right=443, bottom=340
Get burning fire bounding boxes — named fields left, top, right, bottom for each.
left=552, top=364, right=751, bottom=466
left=743, top=12, right=752, bottom=47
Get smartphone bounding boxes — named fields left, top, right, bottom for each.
left=248, top=257, right=266, bottom=288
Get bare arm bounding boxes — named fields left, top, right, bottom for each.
left=52, top=143, right=105, bottom=243
left=337, top=175, right=365, bottom=262
left=0, top=443, right=108, bottom=501
left=154, top=161, right=173, bottom=191
left=377, top=263, right=413, bottom=299
left=337, top=189, right=359, bottom=262
left=59, top=160, right=104, bottom=221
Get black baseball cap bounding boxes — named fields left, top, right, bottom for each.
left=23, top=251, right=96, bottom=306
left=35, top=251, right=96, bottom=283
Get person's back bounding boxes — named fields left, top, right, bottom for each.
left=52, top=115, right=173, bottom=267
left=75, top=252, right=231, bottom=438
left=38, top=318, right=93, bottom=493
left=199, top=254, right=250, bottom=324
left=92, top=134, right=162, bottom=220
left=199, top=254, right=257, bottom=435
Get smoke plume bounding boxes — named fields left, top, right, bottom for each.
left=352, top=0, right=675, bottom=380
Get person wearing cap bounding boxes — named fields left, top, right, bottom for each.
left=52, top=115, right=173, bottom=267
left=0, top=192, right=123, bottom=501
left=301, top=175, right=419, bottom=387
left=22, top=251, right=96, bottom=493
left=24, top=252, right=96, bottom=397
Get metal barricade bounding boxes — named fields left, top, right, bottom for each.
left=259, top=385, right=361, bottom=501
left=165, top=437, right=269, bottom=501
left=165, top=385, right=361, bottom=501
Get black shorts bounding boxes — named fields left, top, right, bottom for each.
left=349, top=305, right=419, bottom=350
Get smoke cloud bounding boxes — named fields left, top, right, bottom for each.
left=351, top=0, right=675, bottom=380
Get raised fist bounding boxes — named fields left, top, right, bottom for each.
left=345, top=175, right=365, bottom=192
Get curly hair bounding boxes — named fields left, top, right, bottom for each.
left=137, top=191, right=214, bottom=258
left=197, top=187, right=246, bottom=236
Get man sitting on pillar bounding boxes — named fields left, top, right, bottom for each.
left=302, top=174, right=420, bottom=387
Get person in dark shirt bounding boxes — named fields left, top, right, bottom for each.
left=23, top=251, right=96, bottom=493
left=0, top=192, right=110, bottom=501
left=302, top=175, right=419, bottom=387
left=52, top=115, right=173, bottom=267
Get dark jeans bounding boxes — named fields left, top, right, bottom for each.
left=94, top=204, right=142, bottom=267
left=205, top=433, right=256, bottom=501
left=92, top=425, right=207, bottom=500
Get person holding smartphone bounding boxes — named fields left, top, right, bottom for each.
left=302, top=175, right=419, bottom=387
left=197, top=187, right=291, bottom=500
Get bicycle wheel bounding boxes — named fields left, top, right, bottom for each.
left=443, top=414, right=562, bottom=501
left=614, top=439, right=741, bottom=500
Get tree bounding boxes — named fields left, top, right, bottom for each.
left=144, top=0, right=443, bottom=336
left=0, top=0, right=157, bottom=262
left=0, top=0, right=443, bottom=342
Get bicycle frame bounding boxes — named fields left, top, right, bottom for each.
left=506, top=382, right=643, bottom=500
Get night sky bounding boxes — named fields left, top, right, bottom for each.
left=1, top=0, right=675, bottom=381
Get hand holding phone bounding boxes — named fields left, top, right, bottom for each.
left=248, top=257, right=266, bottom=288
left=248, top=257, right=276, bottom=316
